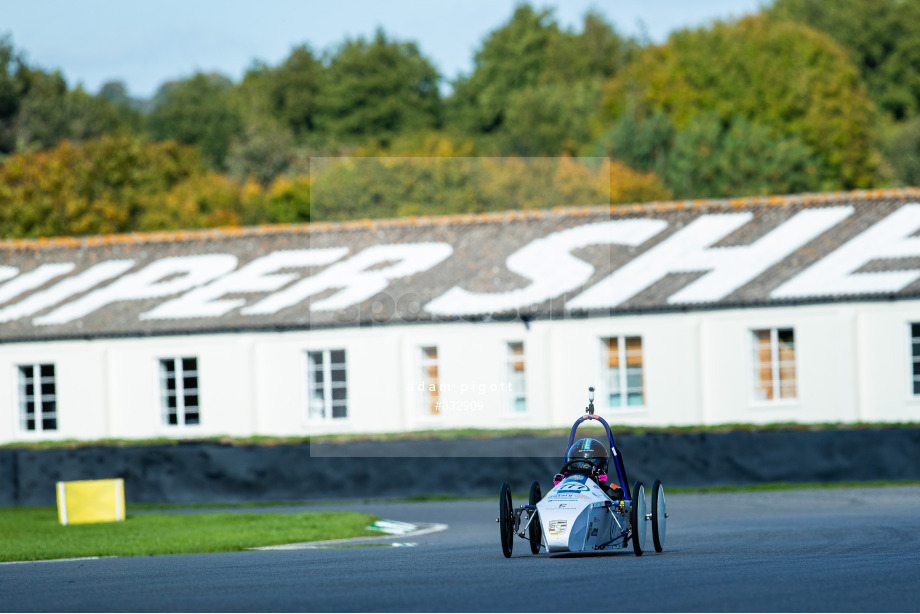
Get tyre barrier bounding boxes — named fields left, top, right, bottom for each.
left=1, top=427, right=919, bottom=506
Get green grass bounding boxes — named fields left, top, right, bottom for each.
left=0, top=507, right=381, bottom=563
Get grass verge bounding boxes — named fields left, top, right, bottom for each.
left=0, top=508, right=381, bottom=563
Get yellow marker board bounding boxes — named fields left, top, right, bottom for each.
left=56, top=479, right=125, bottom=525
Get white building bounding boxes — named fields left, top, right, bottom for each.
left=2, top=189, right=920, bottom=444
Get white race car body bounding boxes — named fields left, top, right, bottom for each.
left=536, top=474, right=632, bottom=553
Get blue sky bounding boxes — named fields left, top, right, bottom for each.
left=2, top=1, right=766, bottom=99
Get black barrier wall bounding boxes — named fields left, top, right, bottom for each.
left=2, top=428, right=919, bottom=506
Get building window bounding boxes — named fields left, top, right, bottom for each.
left=18, top=363, right=57, bottom=432
left=307, top=349, right=347, bottom=421
left=506, top=342, right=526, bottom=412
left=752, top=328, right=797, bottom=401
left=159, top=357, right=200, bottom=426
left=911, top=324, right=920, bottom=395
left=603, top=337, right=644, bottom=408
left=420, top=346, right=440, bottom=415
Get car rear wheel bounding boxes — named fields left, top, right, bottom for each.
left=630, top=480, right=646, bottom=556
left=651, top=479, right=666, bottom=553
left=528, top=481, right=542, bottom=555
left=499, top=482, right=514, bottom=558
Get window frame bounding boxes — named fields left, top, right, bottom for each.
left=306, top=349, right=348, bottom=422
left=909, top=322, right=920, bottom=399
left=505, top=341, right=527, bottom=413
left=750, top=327, right=798, bottom=404
left=601, top=336, right=645, bottom=410
left=158, top=356, right=201, bottom=428
left=16, top=362, right=58, bottom=433
left=419, top=346, right=441, bottom=417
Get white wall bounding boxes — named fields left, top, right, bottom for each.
left=2, top=299, right=919, bottom=445
left=699, top=304, right=861, bottom=426
left=857, top=301, right=920, bottom=422
left=0, top=340, right=108, bottom=442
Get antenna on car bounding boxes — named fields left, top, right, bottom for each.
left=586, top=386, right=595, bottom=415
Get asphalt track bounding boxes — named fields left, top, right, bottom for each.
left=2, top=486, right=919, bottom=612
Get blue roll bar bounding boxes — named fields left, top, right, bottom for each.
left=566, top=414, right=632, bottom=501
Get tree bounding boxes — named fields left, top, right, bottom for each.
left=447, top=5, right=632, bottom=154
left=318, top=29, right=441, bottom=143
left=597, top=110, right=675, bottom=178
left=767, top=0, right=920, bottom=121
left=449, top=5, right=560, bottom=134
left=225, top=121, right=293, bottom=186
left=0, top=135, right=246, bottom=238
left=268, top=45, right=323, bottom=138
left=0, top=35, right=28, bottom=155
left=147, top=73, right=244, bottom=169
left=597, top=111, right=822, bottom=198
left=308, top=156, right=667, bottom=222
left=884, top=117, right=920, bottom=186
left=664, top=114, right=822, bottom=198
left=498, top=80, right=602, bottom=155
left=13, top=71, right=127, bottom=151
left=598, top=15, right=881, bottom=190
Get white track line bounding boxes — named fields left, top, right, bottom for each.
left=251, top=522, right=449, bottom=551
left=0, top=556, right=111, bottom=565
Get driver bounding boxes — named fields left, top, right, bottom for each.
left=560, top=437, right=624, bottom=500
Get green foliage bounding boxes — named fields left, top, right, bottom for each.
left=269, top=45, right=324, bottom=137
left=448, top=5, right=631, bottom=152
left=13, top=73, right=126, bottom=152
left=598, top=111, right=823, bottom=198
left=318, top=30, right=441, bottom=143
left=884, top=117, right=920, bottom=186
left=598, top=110, right=675, bottom=178
left=0, top=136, right=229, bottom=238
left=1, top=36, right=130, bottom=156
left=147, top=73, right=244, bottom=169
left=449, top=5, right=560, bottom=134
left=599, top=15, right=881, bottom=190
left=0, top=35, right=29, bottom=155
left=498, top=80, right=602, bottom=155
left=767, top=0, right=920, bottom=121
left=261, top=174, right=311, bottom=224
left=225, top=121, right=294, bottom=186
left=309, top=156, right=666, bottom=221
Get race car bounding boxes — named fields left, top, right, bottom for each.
left=498, top=386, right=667, bottom=557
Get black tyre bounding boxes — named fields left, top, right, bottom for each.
left=651, top=479, right=666, bottom=553
left=499, top=482, right=514, bottom=558
left=630, top=480, right=646, bottom=556
left=528, top=481, right=542, bottom=555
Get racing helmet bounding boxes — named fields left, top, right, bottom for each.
left=565, top=438, right=608, bottom=475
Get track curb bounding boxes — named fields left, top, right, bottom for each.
left=250, top=521, right=449, bottom=550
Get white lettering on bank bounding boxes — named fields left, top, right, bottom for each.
left=142, top=249, right=348, bottom=320
left=568, top=207, right=853, bottom=309
left=425, top=220, right=667, bottom=316
left=243, top=243, right=453, bottom=315
left=772, top=204, right=920, bottom=299
left=1, top=261, right=135, bottom=323
left=35, top=255, right=238, bottom=325
left=0, top=263, right=75, bottom=306
left=0, top=266, right=20, bottom=286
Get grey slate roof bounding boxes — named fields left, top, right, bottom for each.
left=1, top=188, right=919, bottom=342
